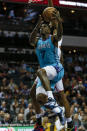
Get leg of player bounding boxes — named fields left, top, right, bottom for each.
left=36, top=84, right=65, bottom=126
left=54, top=79, right=74, bottom=130
left=37, top=66, right=66, bottom=125
left=56, top=91, right=73, bottom=128
left=30, top=82, right=44, bottom=130
left=37, top=68, right=63, bottom=117
left=37, top=68, right=55, bottom=100
left=56, top=91, right=74, bottom=130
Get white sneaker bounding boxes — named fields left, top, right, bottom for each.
left=44, top=97, right=58, bottom=110
left=57, top=110, right=65, bottom=125
left=44, top=97, right=65, bottom=125
left=55, top=118, right=64, bottom=131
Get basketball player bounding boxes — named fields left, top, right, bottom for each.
left=45, top=0, right=74, bottom=130
left=31, top=1, right=73, bottom=130
left=29, top=13, right=62, bottom=103
left=29, top=16, right=65, bottom=130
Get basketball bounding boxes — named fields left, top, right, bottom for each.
left=42, top=7, right=57, bottom=22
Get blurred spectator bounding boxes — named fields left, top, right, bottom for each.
left=42, top=116, right=51, bottom=130
left=3, top=113, right=11, bottom=124
left=1, top=78, right=8, bottom=89
left=17, top=113, right=24, bottom=124
left=21, top=60, right=27, bottom=71
left=74, top=64, right=83, bottom=73
left=83, top=80, right=87, bottom=92
left=73, top=113, right=81, bottom=130
left=0, top=87, right=5, bottom=99
left=10, top=98, right=20, bottom=115
left=82, top=115, right=87, bottom=129
left=25, top=103, right=35, bottom=124
left=0, top=101, right=7, bottom=113
left=8, top=9, right=15, bottom=19
left=18, top=97, right=28, bottom=109
left=0, top=111, right=4, bottom=124
left=84, top=106, right=87, bottom=115
left=24, top=103, right=32, bottom=122
left=8, top=78, right=17, bottom=93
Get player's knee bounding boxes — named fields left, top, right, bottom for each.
left=36, top=93, right=48, bottom=105
left=37, top=68, right=46, bottom=77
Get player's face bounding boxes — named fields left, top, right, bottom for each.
left=40, top=24, right=50, bottom=35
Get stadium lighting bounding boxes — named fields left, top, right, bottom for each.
left=69, top=51, right=71, bottom=54
left=3, top=6, right=7, bottom=11
left=73, top=50, right=76, bottom=53
left=70, top=10, right=75, bottom=14
left=59, top=0, right=87, bottom=8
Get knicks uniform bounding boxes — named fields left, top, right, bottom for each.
left=36, top=35, right=64, bottom=90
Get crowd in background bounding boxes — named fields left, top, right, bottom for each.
left=0, top=61, right=36, bottom=124
left=63, top=53, right=87, bottom=130
left=0, top=53, right=87, bottom=130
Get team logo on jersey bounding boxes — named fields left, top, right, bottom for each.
left=38, top=42, right=50, bottom=49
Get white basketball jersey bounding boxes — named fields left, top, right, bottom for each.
left=58, top=38, right=63, bottom=60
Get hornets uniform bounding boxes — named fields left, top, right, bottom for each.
left=36, top=35, right=64, bottom=90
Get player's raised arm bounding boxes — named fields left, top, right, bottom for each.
left=57, top=15, right=63, bottom=41
left=46, top=0, right=63, bottom=41
left=50, top=10, right=63, bottom=41
left=48, top=0, right=53, bottom=7
left=29, top=15, right=43, bottom=46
